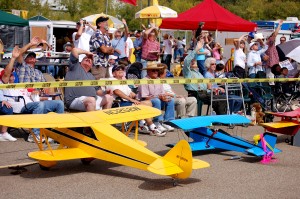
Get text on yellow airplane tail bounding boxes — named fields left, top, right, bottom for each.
left=147, top=140, right=210, bottom=179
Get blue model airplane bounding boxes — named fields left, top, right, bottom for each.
left=166, top=115, right=282, bottom=163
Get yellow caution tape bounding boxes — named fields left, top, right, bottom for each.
left=0, top=78, right=299, bottom=89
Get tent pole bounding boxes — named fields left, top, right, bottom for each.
left=215, top=29, right=218, bottom=41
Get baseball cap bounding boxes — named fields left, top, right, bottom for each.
left=63, top=42, right=72, bottom=49
left=96, top=16, right=109, bottom=25
left=248, top=32, right=255, bottom=39
left=112, top=64, right=125, bottom=73
left=24, top=52, right=36, bottom=60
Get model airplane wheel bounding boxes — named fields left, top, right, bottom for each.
left=38, top=161, right=56, bottom=170
left=285, top=138, right=290, bottom=143
left=81, top=158, right=95, bottom=165
left=39, top=164, right=50, bottom=171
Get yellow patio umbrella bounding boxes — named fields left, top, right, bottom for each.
left=135, top=0, right=177, bottom=27
left=83, top=13, right=124, bottom=29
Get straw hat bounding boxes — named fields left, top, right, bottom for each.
left=142, top=62, right=164, bottom=70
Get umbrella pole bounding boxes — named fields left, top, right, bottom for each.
left=105, top=0, right=108, bottom=14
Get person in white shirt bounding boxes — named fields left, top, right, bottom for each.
left=161, top=34, right=173, bottom=70
left=72, top=19, right=96, bottom=62
left=233, top=34, right=247, bottom=78
left=158, top=64, right=197, bottom=118
left=125, top=35, right=134, bottom=62
left=106, top=64, right=167, bottom=137
left=247, top=38, right=268, bottom=78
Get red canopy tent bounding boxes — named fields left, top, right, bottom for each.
left=160, top=0, right=256, bottom=32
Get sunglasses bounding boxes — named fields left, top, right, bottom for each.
left=150, top=69, right=159, bottom=72
left=210, top=63, right=216, bottom=65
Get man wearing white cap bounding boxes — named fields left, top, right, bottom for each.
left=107, top=54, right=118, bottom=78
left=247, top=38, right=268, bottom=78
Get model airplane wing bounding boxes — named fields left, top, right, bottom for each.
left=0, top=105, right=161, bottom=128
left=266, top=108, right=300, bottom=118
left=260, top=121, right=299, bottom=129
left=28, top=148, right=92, bottom=161
left=166, top=115, right=250, bottom=131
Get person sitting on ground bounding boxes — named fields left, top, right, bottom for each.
left=64, top=48, right=113, bottom=112
left=0, top=47, right=64, bottom=143
left=158, top=64, right=197, bottom=118
left=106, top=64, right=166, bottom=136
left=138, top=63, right=175, bottom=132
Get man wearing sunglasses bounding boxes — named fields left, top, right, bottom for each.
left=138, top=63, right=175, bottom=133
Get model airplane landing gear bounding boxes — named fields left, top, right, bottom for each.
left=81, top=158, right=95, bottom=165
left=38, top=161, right=57, bottom=170
left=172, top=178, right=178, bottom=187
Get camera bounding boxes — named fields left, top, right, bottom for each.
left=83, top=20, right=87, bottom=25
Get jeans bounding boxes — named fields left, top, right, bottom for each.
left=197, top=60, right=206, bottom=76
left=21, top=100, right=64, bottom=136
left=141, top=59, right=148, bottom=78
left=150, top=97, right=175, bottom=122
left=135, top=54, right=141, bottom=63
left=228, top=95, right=243, bottom=113
left=162, top=54, right=172, bottom=71
left=177, top=48, right=184, bottom=58
left=0, top=102, right=13, bottom=115
left=47, top=65, right=58, bottom=78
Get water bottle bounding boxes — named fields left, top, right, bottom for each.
left=211, top=109, right=216, bottom=116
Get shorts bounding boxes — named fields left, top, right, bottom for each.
left=69, top=96, right=103, bottom=111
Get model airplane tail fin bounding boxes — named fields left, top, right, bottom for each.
left=148, top=140, right=210, bottom=179
left=250, top=132, right=282, bottom=155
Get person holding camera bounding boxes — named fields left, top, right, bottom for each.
left=72, top=19, right=96, bottom=62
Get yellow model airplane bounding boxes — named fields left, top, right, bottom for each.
left=0, top=105, right=210, bottom=180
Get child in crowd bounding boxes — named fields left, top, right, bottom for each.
left=279, top=67, right=288, bottom=78
left=215, top=62, right=226, bottom=78
left=212, top=43, right=223, bottom=64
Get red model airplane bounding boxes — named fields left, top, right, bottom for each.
left=260, top=108, right=300, bottom=146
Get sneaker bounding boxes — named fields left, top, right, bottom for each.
left=156, top=123, right=167, bottom=132
left=47, top=137, right=55, bottom=144
left=27, top=134, right=45, bottom=143
left=150, top=127, right=167, bottom=137
left=138, top=125, right=151, bottom=134
left=0, top=132, right=17, bottom=141
left=161, top=123, right=175, bottom=131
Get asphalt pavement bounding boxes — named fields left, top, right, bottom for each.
left=0, top=84, right=299, bottom=199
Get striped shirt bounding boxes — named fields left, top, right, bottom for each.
left=141, top=39, right=160, bottom=61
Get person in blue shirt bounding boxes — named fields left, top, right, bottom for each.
left=133, top=30, right=143, bottom=62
